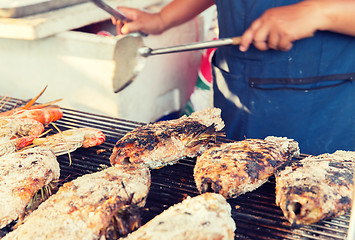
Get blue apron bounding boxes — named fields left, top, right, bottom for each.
left=213, top=0, right=355, bottom=155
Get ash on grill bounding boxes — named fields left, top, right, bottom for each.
left=0, top=97, right=351, bottom=240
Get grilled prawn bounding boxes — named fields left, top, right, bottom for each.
left=110, top=108, right=224, bottom=169
left=0, top=86, right=62, bottom=119
left=275, top=150, right=355, bottom=225
left=3, top=165, right=151, bottom=240
left=194, top=136, right=299, bottom=198
left=0, top=136, right=36, bottom=157
left=0, top=118, right=44, bottom=139
left=0, top=147, right=60, bottom=229
left=11, top=108, right=63, bottom=125
left=32, top=127, right=106, bottom=156
left=0, top=118, right=44, bottom=157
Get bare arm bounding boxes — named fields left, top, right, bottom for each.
left=320, top=0, right=355, bottom=36
left=113, top=0, right=215, bottom=35
left=240, top=0, right=355, bottom=52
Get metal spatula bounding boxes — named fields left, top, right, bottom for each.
left=113, top=36, right=241, bottom=93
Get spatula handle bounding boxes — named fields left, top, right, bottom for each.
left=144, top=36, right=241, bottom=56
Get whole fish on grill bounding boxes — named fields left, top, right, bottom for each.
left=194, top=136, right=299, bottom=198
left=110, top=108, right=224, bottom=169
left=3, top=164, right=151, bottom=240
left=275, top=150, right=355, bottom=225
left=0, top=147, right=60, bottom=229
left=121, top=193, right=236, bottom=240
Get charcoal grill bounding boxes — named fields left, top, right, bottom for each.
left=0, top=96, right=351, bottom=239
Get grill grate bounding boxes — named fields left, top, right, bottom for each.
left=0, top=96, right=350, bottom=239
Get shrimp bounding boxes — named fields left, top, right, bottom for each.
left=0, top=118, right=44, bottom=139
left=32, top=127, right=106, bottom=156
left=0, top=117, right=44, bottom=157
left=79, top=127, right=106, bottom=148
left=0, top=86, right=62, bottom=118
left=0, top=136, right=35, bottom=157
left=11, top=108, right=63, bottom=125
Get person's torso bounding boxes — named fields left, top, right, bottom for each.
left=214, top=0, right=355, bottom=79
left=212, top=0, right=355, bottom=155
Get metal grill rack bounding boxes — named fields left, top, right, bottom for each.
left=0, top=97, right=350, bottom=239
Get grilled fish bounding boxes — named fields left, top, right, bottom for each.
left=275, top=150, right=355, bottom=225
left=0, top=147, right=60, bottom=229
left=194, top=136, right=299, bottom=198
left=110, top=108, right=224, bottom=169
left=121, top=193, right=236, bottom=240
left=3, top=164, right=151, bottom=240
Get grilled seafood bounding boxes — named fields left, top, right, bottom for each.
left=0, top=86, right=62, bottom=118
left=3, top=165, right=151, bottom=240
left=0, top=147, right=60, bottom=229
left=275, top=150, right=355, bottom=225
left=0, top=118, right=44, bottom=139
left=110, top=108, right=224, bottom=169
left=194, top=136, right=299, bottom=198
left=11, top=108, right=63, bottom=125
left=0, top=136, right=36, bottom=157
left=32, top=127, right=106, bottom=156
left=121, top=193, right=236, bottom=240
left=0, top=118, right=44, bottom=156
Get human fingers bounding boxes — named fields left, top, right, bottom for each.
left=111, top=16, right=116, bottom=25
left=266, top=21, right=294, bottom=51
left=111, top=7, right=142, bottom=35
left=120, top=22, right=139, bottom=35
left=267, top=30, right=280, bottom=51
left=278, top=36, right=293, bottom=52
left=239, top=20, right=261, bottom=52
left=116, top=7, right=140, bottom=21
left=251, top=19, right=271, bottom=51
left=111, top=16, right=126, bottom=35
left=115, top=21, right=125, bottom=34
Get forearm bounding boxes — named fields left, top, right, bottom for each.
left=159, top=0, right=215, bottom=31
left=315, top=0, right=355, bottom=36
left=239, top=0, right=355, bottom=52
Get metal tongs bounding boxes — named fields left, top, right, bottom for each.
left=90, top=0, right=147, bottom=36
left=90, top=0, right=128, bottom=23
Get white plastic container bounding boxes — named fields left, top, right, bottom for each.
left=0, top=0, right=204, bottom=123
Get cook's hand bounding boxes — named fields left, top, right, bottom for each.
left=112, top=7, right=164, bottom=35
left=239, top=1, right=327, bottom=52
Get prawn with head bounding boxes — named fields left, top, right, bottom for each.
left=0, top=118, right=44, bottom=139
left=0, top=86, right=63, bottom=126
left=0, top=86, right=62, bottom=118
left=0, top=87, right=63, bottom=156
left=0, top=136, right=37, bottom=157
left=0, top=118, right=44, bottom=157
left=32, top=127, right=106, bottom=156
left=10, top=107, right=63, bottom=126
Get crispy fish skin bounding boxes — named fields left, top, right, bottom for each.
left=275, top=150, right=355, bottom=225
left=110, top=108, right=224, bottom=169
left=3, top=165, right=151, bottom=240
left=0, top=147, right=59, bottom=228
left=194, top=136, right=299, bottom=199
left=121, top=193, right=236, bottom=240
